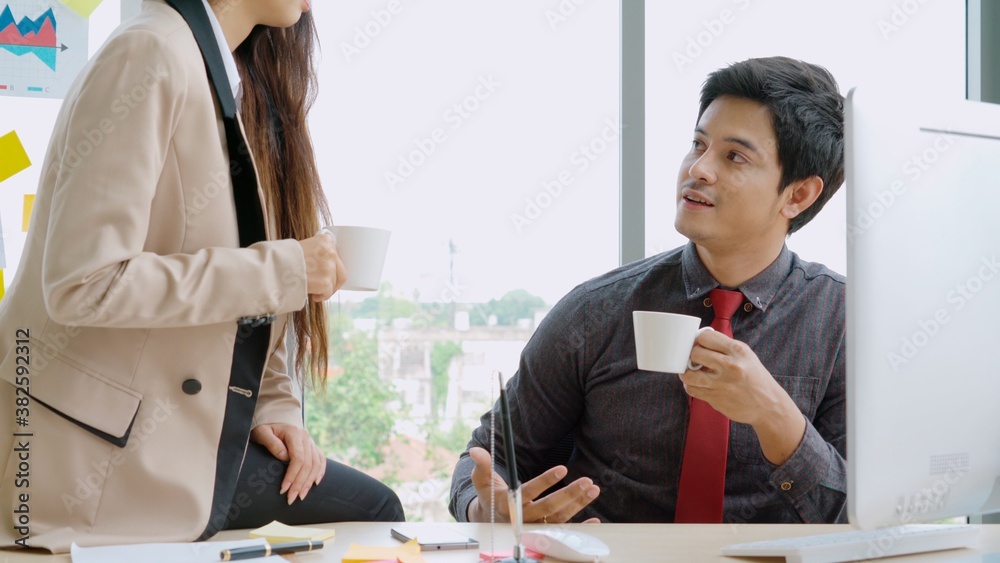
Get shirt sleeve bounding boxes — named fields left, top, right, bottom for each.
left=449, top=285, right=590, bottom=521
left=767, top=337, right=847, bottom=523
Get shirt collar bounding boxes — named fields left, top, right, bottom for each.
left=200, top=0, right=242, bottom=107
left=681, top=241, right=794, bottom=312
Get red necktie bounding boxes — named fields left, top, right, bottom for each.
left=674, top=288, right=744, bottom=523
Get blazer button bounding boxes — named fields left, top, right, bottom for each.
left=182, top=378, right=202, bottom=395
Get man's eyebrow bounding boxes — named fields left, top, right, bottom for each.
left=693, top=127, right=762, bottom=156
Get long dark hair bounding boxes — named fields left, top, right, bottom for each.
left=235, top=13, right=330, bottom=389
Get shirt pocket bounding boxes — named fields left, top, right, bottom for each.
left=730, top=374, right=822, bottom=465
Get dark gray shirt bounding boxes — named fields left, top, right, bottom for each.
left=449, top=243, right=846, bottom=523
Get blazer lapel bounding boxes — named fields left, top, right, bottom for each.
left=162, top=0, right=267, bottom=248
left=163, top=0, right=236, bottom=118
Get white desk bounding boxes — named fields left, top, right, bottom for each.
left=3, top=523, right=999, bottom=562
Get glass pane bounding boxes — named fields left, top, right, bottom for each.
left=308, top=0, right=620, bottom=521
left=645, top=0, right=965, bottom=270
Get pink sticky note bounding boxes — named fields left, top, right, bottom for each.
left=480, top=549, right=545, bottom=562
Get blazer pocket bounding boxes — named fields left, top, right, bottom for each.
left=5, top=338, right=143, bottom=447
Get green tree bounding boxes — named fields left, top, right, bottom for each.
left=355, top=282, right=416, bottom=326
left=470, top=289, right=546, bottom=326
left=305, top=327, right=396, bottom=469
left=429, top=341, right=462, bottom=422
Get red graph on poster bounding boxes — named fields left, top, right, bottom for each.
left=0, top=6, right=59, bottom=71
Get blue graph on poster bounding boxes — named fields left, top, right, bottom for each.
left=0, top=1, right=87, bottom=99
left=0, top=6, right=61, bottom=70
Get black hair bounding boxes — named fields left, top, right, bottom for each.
left=699, top=56, right=844, bottom=234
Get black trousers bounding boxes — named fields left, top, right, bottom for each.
left=221, top=441, right=405, bottom=529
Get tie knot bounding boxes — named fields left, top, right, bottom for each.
left=708, top=288, right=744, bottom=320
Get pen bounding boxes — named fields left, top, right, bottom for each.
left=220, top=540, right=324, bottom=561
left=497, top=372, right=526, bottom=560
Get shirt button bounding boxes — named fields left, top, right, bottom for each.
left=780, top=481, right=793, bottom=491
left=743, top=302, right=753, bottom=313
left=182, top=378, right=202, bottom=395
left=703, top=298, right=712, bottom=308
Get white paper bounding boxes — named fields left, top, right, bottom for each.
left=71, top=538, right=285, bottom=563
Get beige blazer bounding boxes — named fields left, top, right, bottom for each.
left=0, top=1, right=310, bottom=552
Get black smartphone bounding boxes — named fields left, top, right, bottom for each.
left=390, top=525, right=479, bottom=550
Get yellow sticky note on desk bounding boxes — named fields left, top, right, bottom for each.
left=0, top=131, right=31, bottom=184
left=22, top=195, right=35, bottom=232
left=342, top=538, right=425, bottom=563
left=58, top=0, right=104, bottom=18
left=249, top=520, right=335, bottom=544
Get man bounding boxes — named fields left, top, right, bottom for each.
left=449, top=56, right=846, bottom=524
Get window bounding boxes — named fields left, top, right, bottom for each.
left=306, top=0, right=620, bottom=521
left=645, top=0, right=965, bottom=270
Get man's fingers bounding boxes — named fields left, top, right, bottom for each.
left=525, top=478, right=600, bottom=523
left=520, top=464, right=569, bottom=501
left=468, top=446, right=512, bottom=522
left=469, top=447, right=509, bottom=490
left=469, top=447, right=497, bottom=488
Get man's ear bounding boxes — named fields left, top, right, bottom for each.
left=780, top=176, right=824, bottom=220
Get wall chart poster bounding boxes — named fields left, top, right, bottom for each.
left=0, top=0, right=87, bottom=99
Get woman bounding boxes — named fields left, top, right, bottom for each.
left=0, top=0, right=403, bottom=552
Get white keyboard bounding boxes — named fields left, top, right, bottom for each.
left=720, top=524, right=979, bottom=563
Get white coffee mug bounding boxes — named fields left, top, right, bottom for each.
left=633, top=311, right=714, bottom=373
left=319, top=225, right=391, bottom=291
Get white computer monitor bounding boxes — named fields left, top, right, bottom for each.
left=846, top=86, right=1000, bottom=530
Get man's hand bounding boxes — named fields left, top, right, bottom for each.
left=466, top=446, right=601, bottom=524
left=683, top=330, right=806, bottom=465
left=251, top=423, right=327, bottom=505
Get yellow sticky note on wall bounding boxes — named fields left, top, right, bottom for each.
left=23, top=194, right=35, bottom=232
left=59, top=0, right=105, bottom=18
left=0, top=131, right=31, bottom=184
left=0, top=212, right=6, bottom=268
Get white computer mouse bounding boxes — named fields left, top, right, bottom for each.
left=521, top=528, right=611, bottom=562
